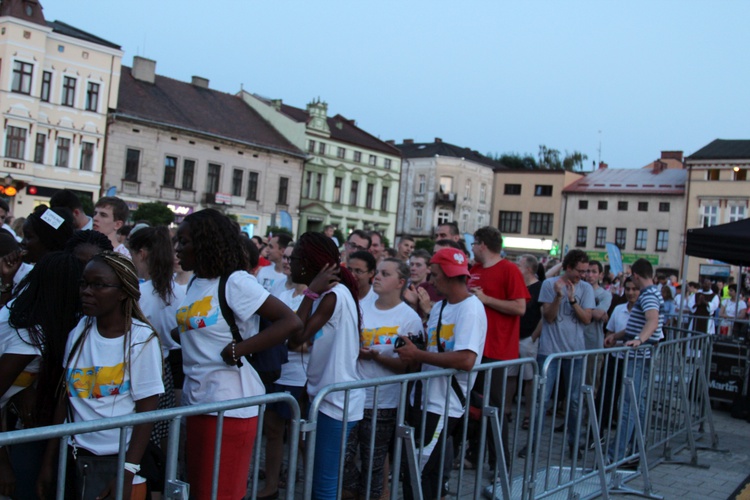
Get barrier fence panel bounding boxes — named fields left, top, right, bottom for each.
left=0, top=392, right=301, bottom=500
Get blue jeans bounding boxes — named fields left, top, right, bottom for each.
left=313, top=412, right=358, bottom=500
left=608, top=355, right=651, bottom=462
left=537, top=353, right=584, bottom=447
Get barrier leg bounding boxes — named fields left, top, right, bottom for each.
left=397, top=423, right=424, bottom=500
left=483, top=404, right=511, bottom=500
left=582, top=386, right=610, bottom=500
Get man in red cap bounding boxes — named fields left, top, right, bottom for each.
left=396, top=247, right=487, bottom=500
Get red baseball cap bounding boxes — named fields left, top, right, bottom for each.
left=430, top=248, right=470, bottom=278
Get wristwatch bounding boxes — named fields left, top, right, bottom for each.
left=569, top=298, right=577, bottom=305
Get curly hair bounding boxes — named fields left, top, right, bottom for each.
left=296, top=231, right=361, bottom=330
left=64, top=229, right=114, bottom=253
left=127, top=226, right=175, bottom=304
left=9, top=252, right=83, bottom=423
left=182, top=209, right=248, bottom=278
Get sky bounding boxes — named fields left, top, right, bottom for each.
left=45, top=1, right=750, bottom=169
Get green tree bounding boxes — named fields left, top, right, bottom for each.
left=131, top=202, right=174, bottom=226
left=498, top=153, right=538, bottom=170
left=79, top=194, right=94, bottom=217
left=414, top=238, right=435, bottom=253
left=538, top=145, right=562, bottom=170
left=562, top=151, right=589, bottom=171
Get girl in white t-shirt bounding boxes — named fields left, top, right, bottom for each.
left=174, top=209, right=302, bottom=500
left=343, top=258, right=423, bottom=499
left=287, top=231, right=364, bottom=500
left=38, top=251, right=163, bottom=500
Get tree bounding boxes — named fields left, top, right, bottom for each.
left=498, top=153, right=538, bottom=170
left=562, top=151, right=589, bottom=171
left=538, top=145, right=562, bottom=170
left=131, top=202, right=174, bottom=226
left=266, top=225, right=293, bottom=239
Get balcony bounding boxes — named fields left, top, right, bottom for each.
left=4, top=160, right=25, bottom=171
left=435, top=191, right=456, bottom=208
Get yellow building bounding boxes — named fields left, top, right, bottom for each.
left=0, top=0, right=122, bottom=212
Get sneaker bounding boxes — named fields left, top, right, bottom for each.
left=517, top=446, right=528, bottom=459
left=620, top=457, right=640, bottom=470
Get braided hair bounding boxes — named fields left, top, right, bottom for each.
left=127, top=226, right=175, bottom=304
left=296, top=231, right=361, bottom=331
left=182, top=209, right=248, bottom=278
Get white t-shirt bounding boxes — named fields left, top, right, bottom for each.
left=139, top=279, right=186, bottom=357
left=418, top=296, right=487, bottom=418
left=114, top=243, right=131, bottom=259
left=606, top=303, right=632, bottom=359
left=276, top=287, right=308, bottom=387
left=12, top=262, right=33, bottom=291
left=64, top=318, right=163, bottom=456
left=306, top=284, right=364, bottom=421
left=0, top=303, right=41, bottom=408
left=722, top=297, right=747, bottom=320
left=176, top=271, right=268, bottom=418
left=359, top=287, right=377, bottom=308
left=256, top=265, right=288, bottom=297
left=359, top=300, right=423, bottom=409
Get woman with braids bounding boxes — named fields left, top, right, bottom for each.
left=65, top=229, right=114, bottom=264
left=37, top=251, right=164, bottom=500
left=343, top=258, right=423, bottom=500
left=288, top=231, right=365, bottom=500
left=0, top=252, right=83, bottom=498
left=174, top=209, right=301, bottom=500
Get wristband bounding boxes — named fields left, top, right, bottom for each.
left=569, top=299, right=577, bottom=305
left=124, top=462, right=141, bottom=475
left=303, top=289, right=320, bottom=301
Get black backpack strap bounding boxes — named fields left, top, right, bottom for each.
left=434, top=300, right=467, bottom=408
left=218, top=274, right=252, bottom=367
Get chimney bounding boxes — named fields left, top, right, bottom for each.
left=191, top=76, right=209, bottom=89
left=131, top=56, right=156, bottom=84
left=386, top=140, right=395, bottom=146
left=598, top=161, right=608, bottom=169
left=403, top=139, right=414, bottom=145
left=652, top=159, right=667, bottom=173
left=270, top=99, right=282, bottom=111
left=434, top=137, right=442, bottom=143
left=660, top=151, right=683, bottom=162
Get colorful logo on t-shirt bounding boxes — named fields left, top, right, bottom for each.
left=426, top=323, right=456, bottom=351
left=176, top=295, right=220, bottom=333
left=361, top=326, right=399, bottom=348
left=66, top=363, right=129, bottom=399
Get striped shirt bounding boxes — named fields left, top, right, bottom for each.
left=625, top=285, right=664, bottom=350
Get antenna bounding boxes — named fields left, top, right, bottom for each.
left=597, top=130, right=602, bottom=165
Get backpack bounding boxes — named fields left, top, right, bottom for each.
left=217, top=275, right=288, bottom=386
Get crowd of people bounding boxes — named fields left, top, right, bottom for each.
left=0, top=193, right=745, bottom=500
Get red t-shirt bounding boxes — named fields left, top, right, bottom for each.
left=468, top=259, right=530, bottom=360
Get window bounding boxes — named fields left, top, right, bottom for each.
left=55, top=137, right=71, bottom=167
left=480, top=183, right=487, bottom=203
left=369, top=155, right=376, bottom=166
left=62, top=76, right=76, bottom=107
left=635, top=229, right=647, bottom=250
left=5, top=126, right=26, bottom=159
left=232, top=169, right=243, bottom=197
left=366, top=183, right=374, bottom=208
left=349, top=180, right=359, bottom=205
left=333, top=177, right=342, bottom=203
left=163, top=156, right=177, bottom=187
left=11, top=61, right=33, bottom=94
left=246, top=171, right=258, bottom=200
left=706, top=169, right=720, bottom=181
left=314, top=173, right=323, bottom=200
left=277, top=177, right=289, bottom=204
left=595, top=227, right=607, bottom=248
left=304, top=171, right=312, bottom=198
left=598, top=201, right=608, bottom=210
left=579, top=200, right=588, bottom=210
left=80, top=141, right=94, bottom=171
left=534, top=184, right=552, bottom=196
left=437, top=209, right=452, bottom=226
left=318, top=142, right=326, bottom=155
left=576, top=226, right=587, bottom=247
left=504, top=184, right=521, bottom=195
left=307, top=140, right=315, bottom=153
left=701, top=203, right=719, bottom=227
left=417, top=175, right=426, bottom=194
left=381, top=186, right=389, bottom=212
left=659, top=202, right=670, bottom=212
left=439, top=176, right=453, bottom=194
left=728, top=204, right=747, bottom=223
left=124, top=148, right=140, bottom=181
left=638, top=202, right=648, bottom=211
left=207, top=163, right=221, bottom=193
left=34, top=133, right=46, bottom=164
left=464, top=180, right=471, bottom=200
left=656, top=230, right=668, bottom=252
left=615, top=228, right=626, bottom=249
left=499, top=211, right=522, bottom=234
left=337, top=147, right=345, bottom=159
left=40, top=71, right=52, bottom=102
left=618, top=201, right=628, bottom=211
left=182, top=159, right=195, bottom=190
left=461, top=212, right=469, bottom=232
left=528, top=212, right=553, bottom=235
left=415, top=207, right=423, bottom=229
left=384, top=159, right=392, bottom=170
left=85, top=82, right=100, bottom=112
left=735, top=168, right=747, bottom=181
left=354, top=151, right=362, bottom=163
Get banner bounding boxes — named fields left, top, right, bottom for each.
left=605, top=242, right=623, bottom=275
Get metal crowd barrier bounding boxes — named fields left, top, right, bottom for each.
left=0, top=333, right=719, bottom=500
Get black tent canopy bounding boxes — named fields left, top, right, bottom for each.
left=685, top=218, right=750, bottom=267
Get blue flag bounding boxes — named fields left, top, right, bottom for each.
left=606, top=242, right=623, bottom=275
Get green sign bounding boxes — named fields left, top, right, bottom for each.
left=586, top=250, right=659, bottom=267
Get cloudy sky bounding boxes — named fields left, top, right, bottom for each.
left=45, top=1, right=749, bottom=169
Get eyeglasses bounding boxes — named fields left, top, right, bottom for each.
left=471, top=241, right=481, bottom=246
left=349, top=268, right=371, bottom=276
left=347, top=242, right=368, bottom=252
left=79, top=280, right=122, bottom=290
left=574, top=267, right=589, bottom=274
